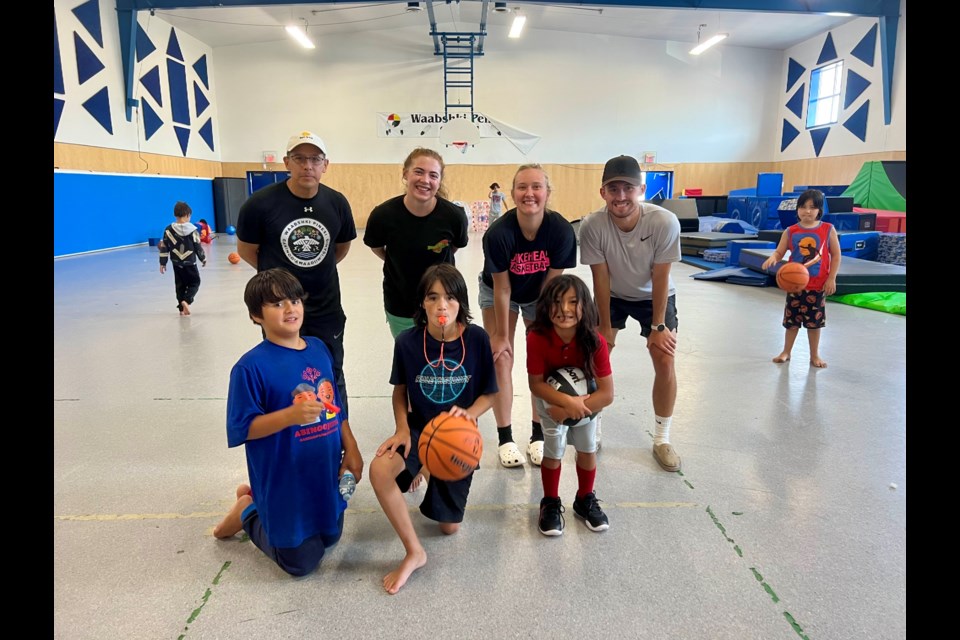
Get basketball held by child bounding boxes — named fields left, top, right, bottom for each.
left=418, top=411, right=483, bottom=481
left=228, top=252, right=241, bottom=264
left=544, top=366, right=598, bottom=427
left=776, top=261, right=810, bottom=293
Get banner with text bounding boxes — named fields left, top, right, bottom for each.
left=377, top=112, right=541, bottom=154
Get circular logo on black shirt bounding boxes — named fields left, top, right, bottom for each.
left=281, top=218, right=331, bottom=267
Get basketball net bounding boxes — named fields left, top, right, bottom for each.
left=451, top=141, right=469, bottom=154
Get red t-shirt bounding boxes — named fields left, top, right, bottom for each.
left=526, top=326, right=612, bottom=379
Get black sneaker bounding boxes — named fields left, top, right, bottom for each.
left=538, top=496, right=565, bottom=536
left=573, top=492, right=609, bottom=532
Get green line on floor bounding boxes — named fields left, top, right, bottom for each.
left=179, top=561, right=232, bottom=639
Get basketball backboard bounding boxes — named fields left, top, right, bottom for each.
left=439, top=118, right=481, bottom=153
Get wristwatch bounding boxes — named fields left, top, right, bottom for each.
left=654, top=323, right=667, bottom=332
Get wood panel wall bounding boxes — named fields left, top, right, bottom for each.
left=55, top=143, right=906, bottom=228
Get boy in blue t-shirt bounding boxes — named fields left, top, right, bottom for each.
left=213, top=268, right=364, bottom=577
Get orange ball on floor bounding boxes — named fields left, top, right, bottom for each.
left=228, top=252, right=241, bottom=264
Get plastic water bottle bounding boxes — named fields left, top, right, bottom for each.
left=338, top=471, right=357, bottom=502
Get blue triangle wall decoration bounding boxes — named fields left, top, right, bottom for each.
left=54, top=98, right=65, bottom=137
left=140, top=65, right=163, bottom=106
left=781, top=120, right=800, bottom=152
left=199, top=117, right=215, bottom=151
left=142, top=100, right=164, bottom=140
left=809, top=128, right=829, bottom=157
left=74, top=32, right=105, bottom=85
left=786, top=84, right=805, bottom=119
left=174, top=125, right=191, bottom=155
left=166, top=28, right=184, bottom=62
left=851, top=24, right=877, bottom=66
left=193, top=55, right=210, bottom=90
left=82, top=87, right=113, bottom=134
left=135, top=23, right=156, bottom=62
left=786, top=58, right=805, bottom=93
left=817, top=32, right=838, bottom=65
left=843, top=101, right=870, bottom=142
left=194, top=82, right=210, bottom=117
left=167, top=59, right=190, bottom=126
left=844, top=70, right=870, bottom=109
left=54, top=15, right=64, bottom=94
left=72, top=0, right=103, bottom=48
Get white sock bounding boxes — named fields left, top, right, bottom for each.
left=654, top=415, right=672, bottom=446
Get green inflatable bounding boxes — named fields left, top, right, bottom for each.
left=829, top=292, right=905, bottom=316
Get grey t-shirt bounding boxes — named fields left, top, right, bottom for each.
left=578, top=203, right=681, bottom=301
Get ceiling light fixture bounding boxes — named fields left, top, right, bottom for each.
left=286, top=19, right=316, bottom=49
left=689, top=23, right=727, bottom=55
left=494, top=2, right=509, bottom=12
left=406, top=2, right=423, bottom=12
left=508, top=10, right=526, bottom=38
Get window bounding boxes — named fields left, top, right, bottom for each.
left=806, top=60, right=844, bottom=128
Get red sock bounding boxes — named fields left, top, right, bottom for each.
left=541, top=463, right=562, bottom=499
left=576, top=465, right=596, bottom=499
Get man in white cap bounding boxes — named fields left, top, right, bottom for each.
left=236, top=131, right=357, bottom=420
left=577, top=155, right=683, bottom=472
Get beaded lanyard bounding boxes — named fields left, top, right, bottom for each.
left=423, top=318, right=466, bottom=371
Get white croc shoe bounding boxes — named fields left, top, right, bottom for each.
left=498, top=442, right=526, bottom=468
left=527, top=440, right=544, bottom=466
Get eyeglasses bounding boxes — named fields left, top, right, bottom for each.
left=288, top=154, right=326, bottom=166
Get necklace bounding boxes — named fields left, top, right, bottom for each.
left=423, top=323, right=466, bottom=371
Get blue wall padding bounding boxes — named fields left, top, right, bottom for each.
left=54, top=173, right=214, bottom=257
left=727, top=240, right=776, bottom=266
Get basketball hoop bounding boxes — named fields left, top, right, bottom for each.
left=451, top=141, right=469, bottom=154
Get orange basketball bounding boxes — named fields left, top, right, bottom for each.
left=228, top=252, right=241, bottom=264
left=776, top=261, right=810, bottom=293
left=418, top=411, right=483, bottom=481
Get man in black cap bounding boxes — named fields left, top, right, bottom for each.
left=577, top=155, right=683, bottom=472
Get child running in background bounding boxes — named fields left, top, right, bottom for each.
left=527, top=274, right=614, bottom=536
left=369, top=263, right=497, bottom=594
left=761, top=189, right=841, bottom=368
left=158, top=201, right=206, bottom=316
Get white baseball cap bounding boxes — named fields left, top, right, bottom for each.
left=285, top=131, right=327, bottom=155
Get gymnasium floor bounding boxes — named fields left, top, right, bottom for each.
left=53, top=230, right=906, bottom=639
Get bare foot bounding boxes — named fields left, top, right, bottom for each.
left=181, top=301, right=191, bottom=316
left=236, top=483, right=252, bottom=499
left=383, top=548, right=427, bottom=595
left=408, top=468, right=430, bottom=493
left=772, top=353, right=791, bottom=364
left=810, top=357, right=828, bottom=368
left=213, top=494, right=253, bottom=539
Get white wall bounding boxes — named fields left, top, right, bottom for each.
left=54, top=0, right=906, bottom=167
left=213, top=25, right=782, bottom=165
left=54, top=0, right=220, bottom=160
left=775, top=6, right=907, bottom=160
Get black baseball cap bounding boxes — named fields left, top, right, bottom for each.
left=601, top=155, right=642, bottom=187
